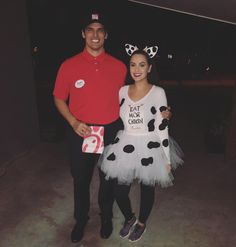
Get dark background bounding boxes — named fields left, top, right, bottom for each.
left=26, top=0, right=236, bottom=142
left=27, top=0, right=236, bottom=82
left=1, top=0, right=236, bottom=165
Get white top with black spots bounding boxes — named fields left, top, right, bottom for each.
left=119, top=85, right=170, bottom=162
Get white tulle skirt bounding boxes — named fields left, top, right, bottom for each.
left=98, top=130, right=184, bottom=188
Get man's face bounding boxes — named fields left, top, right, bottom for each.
left=82, top=22, right=107, bottom=53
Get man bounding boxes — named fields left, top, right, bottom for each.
left=53, top=12, right=171, bottom=243
left=53, top=12, right=126, bottom=243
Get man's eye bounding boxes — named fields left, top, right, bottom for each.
left=98, top=29, right=105, bottom=33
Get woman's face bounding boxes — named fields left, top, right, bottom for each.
left=129, top=53, right=151, bottom=83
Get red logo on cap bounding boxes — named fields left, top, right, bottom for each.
left=92, top=14, right=99, bottom=20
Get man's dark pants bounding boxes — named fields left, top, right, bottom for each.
left=66, top=118, right=123, bottom=226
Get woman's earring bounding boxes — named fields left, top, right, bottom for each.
left=148, top=65, right=152, bottom=73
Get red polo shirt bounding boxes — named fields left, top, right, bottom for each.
left=53, top=49, right=127, bottom=124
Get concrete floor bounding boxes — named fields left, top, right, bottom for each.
left=1, top=87, right=236, bottom=247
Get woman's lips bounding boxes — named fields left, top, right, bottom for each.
left=133, top=73, right=142, bottom=77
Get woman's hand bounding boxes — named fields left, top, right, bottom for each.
left=166, top=164, right=171, bottom=173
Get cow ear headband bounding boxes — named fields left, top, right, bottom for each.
left=125, top=43, right=158, bottom=58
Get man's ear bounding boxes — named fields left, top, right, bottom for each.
left=82, top=30, right=85, bottom=39
left=105, top=33, right=108, bottom=39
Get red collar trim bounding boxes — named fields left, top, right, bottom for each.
left=82, top=49, right=106, bottom=63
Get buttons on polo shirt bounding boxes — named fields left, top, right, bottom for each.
left=93, top=59, right=99, bottom=71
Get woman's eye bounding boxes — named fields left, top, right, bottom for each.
left=140, top=62, right=146, bottom=67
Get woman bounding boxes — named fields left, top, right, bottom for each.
left=99, top=49, right=183, bottom=242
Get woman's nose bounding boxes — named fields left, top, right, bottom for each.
left=134, top=66, right=140, bottom=72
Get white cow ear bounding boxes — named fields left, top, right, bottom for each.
left=143, top=46, right=158, bottom=58
left=125, top=43, right=139, bottom=56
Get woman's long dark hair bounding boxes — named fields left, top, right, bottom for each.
left=125, top=50, right=159, bottom=85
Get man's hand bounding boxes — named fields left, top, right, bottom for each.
left=161, top=106, right=172, bottom=120
left=71, top=120, right=92, bottom=137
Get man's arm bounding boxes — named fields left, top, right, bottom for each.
left=54, top=97, right=91, bottom=137
left=161, top=106, right=172, bottom=120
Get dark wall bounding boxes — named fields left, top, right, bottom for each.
left=0, top=0, right=39, bottom=164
